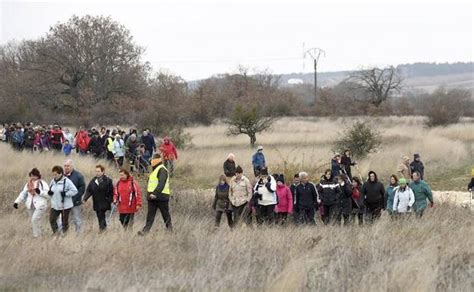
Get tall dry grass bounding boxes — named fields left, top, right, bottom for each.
left=179, top=116, right=474, bottom=189
left=0, top=116, right=473, bottom=291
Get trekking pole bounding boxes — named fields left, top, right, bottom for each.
left=108, top=203, right=117, bottom=224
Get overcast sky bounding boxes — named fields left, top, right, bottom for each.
left=1, top=0, right=472, bottom=80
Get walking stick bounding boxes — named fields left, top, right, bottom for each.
left=108, top=203, right=117, bottom=223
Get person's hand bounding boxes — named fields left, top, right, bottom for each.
left=113, top=200, right=117, bottom=204
left=13, top=203, right=18, bottom=209
left=430, top=202, right=434, bottom=208
left=47, top=190, right=54, bottom=196
left=149, top=194, right=157, bottom=200
left=136, top=205, right=142, bottom=210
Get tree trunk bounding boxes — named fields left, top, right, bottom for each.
left=249, top=133, right=256, bottom=147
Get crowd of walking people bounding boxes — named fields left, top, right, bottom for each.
left=5, top=123, right=473, bottom=238
left=215, top=148, right=437, bottom=228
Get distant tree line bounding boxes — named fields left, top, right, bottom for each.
left=1, top=15, right=473, bottom=134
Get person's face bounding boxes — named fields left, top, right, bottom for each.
left=369, top=173, right=376, bottom=182
left=64, top=163, right=73, bottom=174
left=52, top=171, right=62, bottom=180
left=325, top=172, right=331, bottom=180
left=220, top=179, right=226, bottom=185
left=30, top=175, right=39, bottom=181
left=293, top=177, right=300, bottom=185
left=336, top=156, right=341, bottom=161
left=390, top=177, right=396, bottom=185
left=236, top=172, right=242, bottom=180
left=119, top=172, right=127, bottom=181
left=277, top=181, right=283, bottom=186
left=95, top=168, right=104, bottom=177
left=416, top=157, right=420, bottom=162
left=228, top=156, right=234, bottom=162
left=301, top=175, right=309, bottom=184
left=352, top=180, right=358, bottom=188
left=413, top=173, right=420, bottom=181
left=338, top=178, right=344, bottom=185
left=345, top=151, right=350, bottom=157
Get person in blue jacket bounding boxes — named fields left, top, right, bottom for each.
left=252, top=145, right=266, bottom=177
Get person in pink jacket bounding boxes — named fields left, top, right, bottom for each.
left=274, top=174, right=293, bottom=224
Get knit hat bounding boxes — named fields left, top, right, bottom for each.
left=151, top=157, right=162, bottom=167
left=257, top=145, right=263, bottom=151
left=277, top=174, right=285, bottom=184
left=398, top=178, right=407, bottom=186
left=402, top=156, right=410, bottom=162
left=414, top=153, right=420, bottom=159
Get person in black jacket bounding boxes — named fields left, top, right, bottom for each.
left=295, top=172, right=318, bottom=225
left=361, top=171, right=385, bottom=223
left=83, top=164, right=114, bottom=231
left=335, top=174, right=353, bottom=225
left=410, top=154, right=425, bottom=180
left=341, top=149, right=356, bottom=180
left=223, top=153, right=236, bottom=179
left=317, top=169, right=341, bottom=225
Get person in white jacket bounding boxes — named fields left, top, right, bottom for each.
left=113, top=134, right=125, bottom=168
left=392, top=178, right=415, bottom=215
left=13, top=168, right=50, bottom=237
left=253, top=167, right=277, bottom=224
left=48, top=165, right=78, bottom=235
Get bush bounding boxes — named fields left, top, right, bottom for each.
left=332, top=121, right=382, bottom=159
left=424, top=88, right=471, bottom=127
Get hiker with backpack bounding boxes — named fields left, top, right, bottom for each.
left=252, top=146, right=266, bottom=177
left=317, top=169, right=340, bottom=225
left=392, top=178, right=415, bottom=217
left=13, top=168, right=50, bottom=237
left=114, top=169, right=143, bottom=229
left=385, top=175, right=399, bottom=215
left=212, top=175, right=234, bottom=228
left=63, top=159, right=86, bottom=233
left=253, top=167, right=277, bottom=225
left=331, top=153, right=343, bottom=177
left=409, top=171, right=433, bottom=217
left=48, top=166, right=78, bottom=235
left=83, top=165, right=114, bottom=232
left=295, top=172, right=319, bottom=225
left=361, top=171, right=385, bottom=223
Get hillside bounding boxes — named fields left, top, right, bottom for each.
left=279, top=62, right=474, bottom=93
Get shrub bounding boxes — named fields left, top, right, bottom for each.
left=332, top=121, right=382, bottom=159
left=424, top=88, right=471, bottom=127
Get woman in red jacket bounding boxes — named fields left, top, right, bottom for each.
left=274, top=174, right=293, bottom=224
left=113, top=169, right=142, bottom=229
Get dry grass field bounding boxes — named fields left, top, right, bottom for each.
left=0, top=116, right=473, bottom=291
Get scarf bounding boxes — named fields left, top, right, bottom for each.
left=27, top=178, right=36, bottom=196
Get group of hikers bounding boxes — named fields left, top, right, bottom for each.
left=13, top=154, right=172, bottom=238
left=0, top=122, right=179, bottom=174
left=216, top=148, right=436, bottom=227
left=8, top=123, right=474, bottom=238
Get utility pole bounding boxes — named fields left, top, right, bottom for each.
left=305, top=48, right=325, bottom=104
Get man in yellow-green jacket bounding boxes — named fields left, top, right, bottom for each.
left=138, top=154, right=172, bottom=235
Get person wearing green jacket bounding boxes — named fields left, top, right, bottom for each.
left=409, top=171, right=433, bottom=217
left=385, top=175, right=398, bottom=214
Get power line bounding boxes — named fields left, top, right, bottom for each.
left=146, top=56, right=302, bottom=64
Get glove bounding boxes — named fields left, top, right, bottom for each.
left=35, top=188, right=40, bottom=195
left=48, top=190, right=54, bottom=196
left=13, top=203, right=18, bottom=209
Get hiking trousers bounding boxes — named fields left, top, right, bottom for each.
left=142, top=200, right=172, bottom=232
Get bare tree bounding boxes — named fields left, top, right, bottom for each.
left=225, top=105, right=275, bottom=147
left=348, top=66, right=402, bottom=107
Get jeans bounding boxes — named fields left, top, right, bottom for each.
left=27, top=207, right=47, bottom=237
left=142, top=200, right=172, bottom=232
left=50, top=208, right=72, bottom=234
left=215, top=211, right=233, bottom=227
left=71, top=205, right=82, bottom=232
